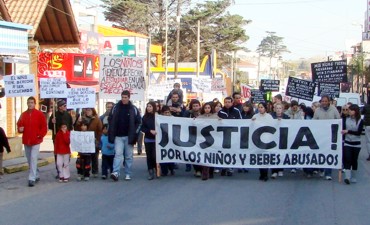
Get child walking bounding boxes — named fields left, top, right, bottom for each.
left=54, top=123, right=71, bottom=182
left=100, top=124, right=115, bottom=179
left=76, top=121, right=92, bottom=181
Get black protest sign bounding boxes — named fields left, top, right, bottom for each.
left=311, top=60, right=347, bottom=83
left=251, top=89, right=266, bottom=103
left=285, top=77, right=316, bottom=101
left=260, top=79, right=280, bottom=92
left=318, top=82, right=340, bottom=98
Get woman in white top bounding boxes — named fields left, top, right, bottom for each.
left=252, top=102, right=273, bottom=181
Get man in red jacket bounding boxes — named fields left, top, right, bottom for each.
left=17, top=97, right=47, bottom=187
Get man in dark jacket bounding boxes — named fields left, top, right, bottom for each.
left=109, top=90, right=141, bottom=181
left=217, top=96, right=241, bottom=176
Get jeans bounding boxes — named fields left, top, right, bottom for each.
left=102, top=154, right=114, bottom=176
left=137, top=132, right=144, bottom=153
left=24, top=144, right=40, bottom=181
left=112, top=136, right=133, bottom=176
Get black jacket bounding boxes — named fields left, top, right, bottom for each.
left=141, top=114, right=155, bottom=140
left=218, top=106, right=242, bottom=119
left=0, top=127, right=11, bottom=153
left=108, top=101, right=141, bottom=145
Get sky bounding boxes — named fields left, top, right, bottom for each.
left=227, top=0, right=366, bottom=60
left=75, top=0, right=366, bottom=60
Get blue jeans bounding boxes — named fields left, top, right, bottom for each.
left=112, top=136, right=133, bottom=176
left=24, top=144, right=40, bottom=181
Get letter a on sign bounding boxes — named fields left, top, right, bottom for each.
left=104, top=41, right=112, bottom=49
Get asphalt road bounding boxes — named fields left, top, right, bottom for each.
left=1, top=149, right=370, bottom=225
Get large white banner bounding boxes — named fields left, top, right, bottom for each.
left=156, top=115, right=342, bottom=169
left=99, top=56, right=145, bottom=101
left=39, top=77, right=68, bottom=98
left=3, top=74, right=35, bottom=97
left=70, top=131, right=95, bottom=153
left=67, top=87, right=96, bottom=109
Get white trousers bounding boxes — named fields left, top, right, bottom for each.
left=56, top=154, right=70, bottom=179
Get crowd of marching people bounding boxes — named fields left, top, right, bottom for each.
left=2, top=82, right=369, bottom=186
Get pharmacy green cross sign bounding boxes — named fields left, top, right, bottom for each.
left=117, top=39, right=136, bottom=56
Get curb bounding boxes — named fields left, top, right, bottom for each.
left=3, top=157, right=55, bottom=174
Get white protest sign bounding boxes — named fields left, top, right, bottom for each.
left=192, top=78, right=212, bottom=92
left=39, top=77, right=68, bottom=98
left=147, top=83, right=170, bottom=101
left=3, top=74, right=35, bottom=97
left=99, top=56, right=145, bottom=101
left=211, top=78, right=225, bottom=91
left=156, top=115, right=342, bottom=169
left=67, top=87, right=96, bottom=109
left=70, top=131, right=95, bottom=153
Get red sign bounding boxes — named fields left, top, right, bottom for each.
left=37, top=53, right=99, bottom=83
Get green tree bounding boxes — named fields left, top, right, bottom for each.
left=257, top=31, right=289, bottom=76
left=101, top=0, right=250, bottom=67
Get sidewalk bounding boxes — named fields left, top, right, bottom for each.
left=2, top=136, right=143, bottom=174
left=2, top=137, right=55, bottom=174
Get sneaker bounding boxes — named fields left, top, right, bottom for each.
left=278, top=171, right=284, bottom=177
left=35, top=177, right=40, bottom=182
left=84, top=177, right=90, bottom=181
left=76, top=176, right=82, bottom=181
left=28, top=180, right=35, bottom=187
left=59, top=178, right=64, bottom=183
left=271, top=173, right=277, bottom=179
left=214, top=169, right=220, bottom=173
left=125, top=175, right=131, bottom=180
left=92, top=174, right=98, bottom=178
left=325, top=176, right=332, bottom=180
left=195, top=171, right=201, bottom=177
left=344, top=178, right=350, bottom=184
left=290, top=169, right=296, bottom=174
left=110, top=172, right=119, bottom=181
left=63, top=178, right=69, bottom=183
left=101, top=175, right=107, bottom=180
left=319, top=171, right=325, bottom=177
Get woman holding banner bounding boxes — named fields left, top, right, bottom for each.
left=252, top=102, right=274, bottom=181
left=141, top=101, right=158, bottom=180
left=198, top=102, right=219, bottom=180
left=270, top=103, right=290, bottom=179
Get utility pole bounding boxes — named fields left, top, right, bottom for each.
left=196, top=20, right=200, bottom=77
left=174, top=0, right=182, bottom=79
left=164, top=0, right=168, bottom=80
